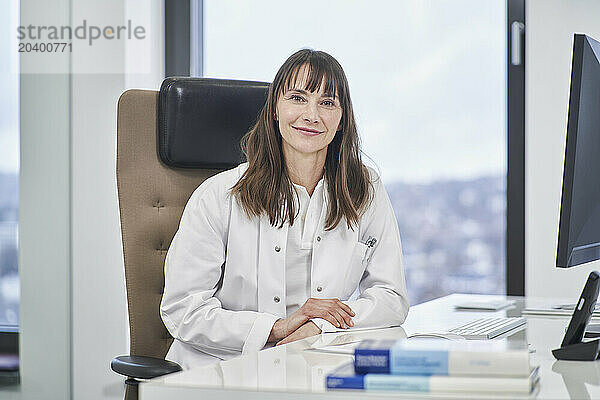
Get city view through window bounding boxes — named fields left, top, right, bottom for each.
left=204, top=0, right=507, bottom=304
left=0, top=2, right=507, bottom=314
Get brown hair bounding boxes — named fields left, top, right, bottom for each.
left=231, top=49, right=372, bottom=230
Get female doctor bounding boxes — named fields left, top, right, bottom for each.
left=160, top=49, right=409, bottom=369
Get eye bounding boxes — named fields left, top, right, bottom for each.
left=289, top=94, right=305, bottom=102
left=321, top=99, right=336, bottom=107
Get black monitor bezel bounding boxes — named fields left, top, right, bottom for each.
left=557, top=34, right=584, bottom=268
left=557, top=34, right=596, bottom=268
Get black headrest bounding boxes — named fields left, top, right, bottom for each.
left=158, top=77, right=269, bottom=168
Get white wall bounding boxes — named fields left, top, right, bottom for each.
left=70, top=1, right=164, bottom=399
left=70, top=1, right=128, bottom=398
left=19, top=0, right=163, bottom=397
left=19, top=1, right=71, bottom=398
left=526, top=0, right=600, bottom=298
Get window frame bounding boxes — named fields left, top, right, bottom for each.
left=165, top=0, right=527, bottom=296
left=507, top=0, right=526, bottom=296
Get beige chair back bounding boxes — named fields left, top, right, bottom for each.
left=116, top=89, right=218, bottom=358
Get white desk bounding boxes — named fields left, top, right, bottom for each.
left=140, top=294, right=600, bottom=399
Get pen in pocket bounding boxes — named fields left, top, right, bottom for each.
left=363, top=236, right=377, bottom=261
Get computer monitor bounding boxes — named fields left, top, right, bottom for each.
left=556, top=34, right=600, bottom=268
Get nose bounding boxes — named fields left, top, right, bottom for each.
left=303, top=101, right=319, bottom=124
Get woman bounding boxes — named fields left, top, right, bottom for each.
left=160, top=49, right=409, bottom=369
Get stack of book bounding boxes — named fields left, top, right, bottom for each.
left=326, top=338, right=539, bottom=395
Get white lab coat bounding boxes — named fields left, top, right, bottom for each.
left=160, top=163, right=409, bottom=369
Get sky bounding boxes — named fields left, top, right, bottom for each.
left=203, top=0, right=507, bottom=184
left=0, top=0, right=506, bottom=180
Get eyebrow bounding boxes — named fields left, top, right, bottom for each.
left=288, top=88, right=337, bottom=99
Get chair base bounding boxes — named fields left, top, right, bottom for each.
left=125, top=378, right=140, bottom=387
left=124, top=380, right=138, bottom=400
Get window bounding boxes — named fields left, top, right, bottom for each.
left=0, top=0, right=20, bottom=325
left=199, top=0, right=507, bottom=305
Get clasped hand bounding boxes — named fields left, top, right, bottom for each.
left=268, top=298, right=355, bottom=345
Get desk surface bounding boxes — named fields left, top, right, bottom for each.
left=140, top=294, right=600, bottom=400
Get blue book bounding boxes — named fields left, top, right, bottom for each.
left=354, top=339, right=530, bottom=376
left=327, top=362, right=539, bottom=393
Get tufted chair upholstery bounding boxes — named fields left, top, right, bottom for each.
left=117, top=88, right=220, bottom=360
left=113, top=78, right=268, bottom=400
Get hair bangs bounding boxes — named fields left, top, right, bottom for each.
left=280, top=58, right=340, bottom=100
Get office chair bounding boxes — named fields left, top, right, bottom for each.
left=111, top=77, right=269, bottom=400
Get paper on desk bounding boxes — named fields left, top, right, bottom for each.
left=306, top=327, right=401, bottom=354
left=523, top=303, right=600, bottom=317
left=305, top=325, right=407, bottom=355
left=308, top=332, right=365, bottom=349
left=323, top=325, right=400, bottom=333
left=305, top=342, right=358, bottom=355
left=454, top=299, right=515, bottom=311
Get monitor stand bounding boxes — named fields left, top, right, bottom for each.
left=552, top=271, right=600, bottom=361
left=568, top=242, right=600, bottom=267
left=585, top=323, right=600, bottom=338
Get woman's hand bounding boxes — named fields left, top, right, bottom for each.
left=268, top=298, right=355, bottom=342
left=276, top=321, right=321, bottom=346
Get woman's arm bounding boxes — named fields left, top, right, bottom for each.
left=320, top=170, right=410, bottom=332
left=160, top=177, right=278, bottom=359
left=268, top=297, right=355, bottom=342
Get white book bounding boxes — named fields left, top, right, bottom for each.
left=355, top=339, right=531, bottom=377
left=425, top=366, right=539, bottom=393
left=327, top=363, right=540, bottom=394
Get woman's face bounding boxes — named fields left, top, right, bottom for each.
left=275, top=66, right=342, bottom=162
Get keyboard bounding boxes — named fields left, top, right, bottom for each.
left=448, top=317, right=527, bottom=339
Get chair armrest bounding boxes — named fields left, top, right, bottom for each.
left=111, top=355, right=182, bottom=380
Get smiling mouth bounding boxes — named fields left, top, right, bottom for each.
left=292, top=126, right=324, bottom=136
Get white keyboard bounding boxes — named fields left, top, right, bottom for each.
left=448, top=317, right=527, bottom=339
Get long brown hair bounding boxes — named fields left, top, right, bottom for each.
left=231, top=49, right=372, bottom=230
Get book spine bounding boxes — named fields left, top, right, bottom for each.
left=354, top=348, right=391, bottom=374
left=363, top=374, right=531, bottom=393
left=327, top=370, right=535, bottom=393
left=427, top=375, right=532, bottom=393
left=365, top=374, right=430, bottom=392
left=447, top=350, right=530, bottom=376
left=355, top=348, right=529, bottom=376
left=326, top=374, right=365, bottom=390
left=389, top=349, right=449, bottom=375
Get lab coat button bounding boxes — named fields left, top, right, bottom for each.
left=273, top=296, right=280, bottom=303
left=316, top=236, right=321, bottom=242
left=316, top=286, right=323, bottom=292
left=274, top=245, right=281, bottom=252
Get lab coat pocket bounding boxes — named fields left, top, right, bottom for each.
left=342, top=242, right=370, bottom=298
